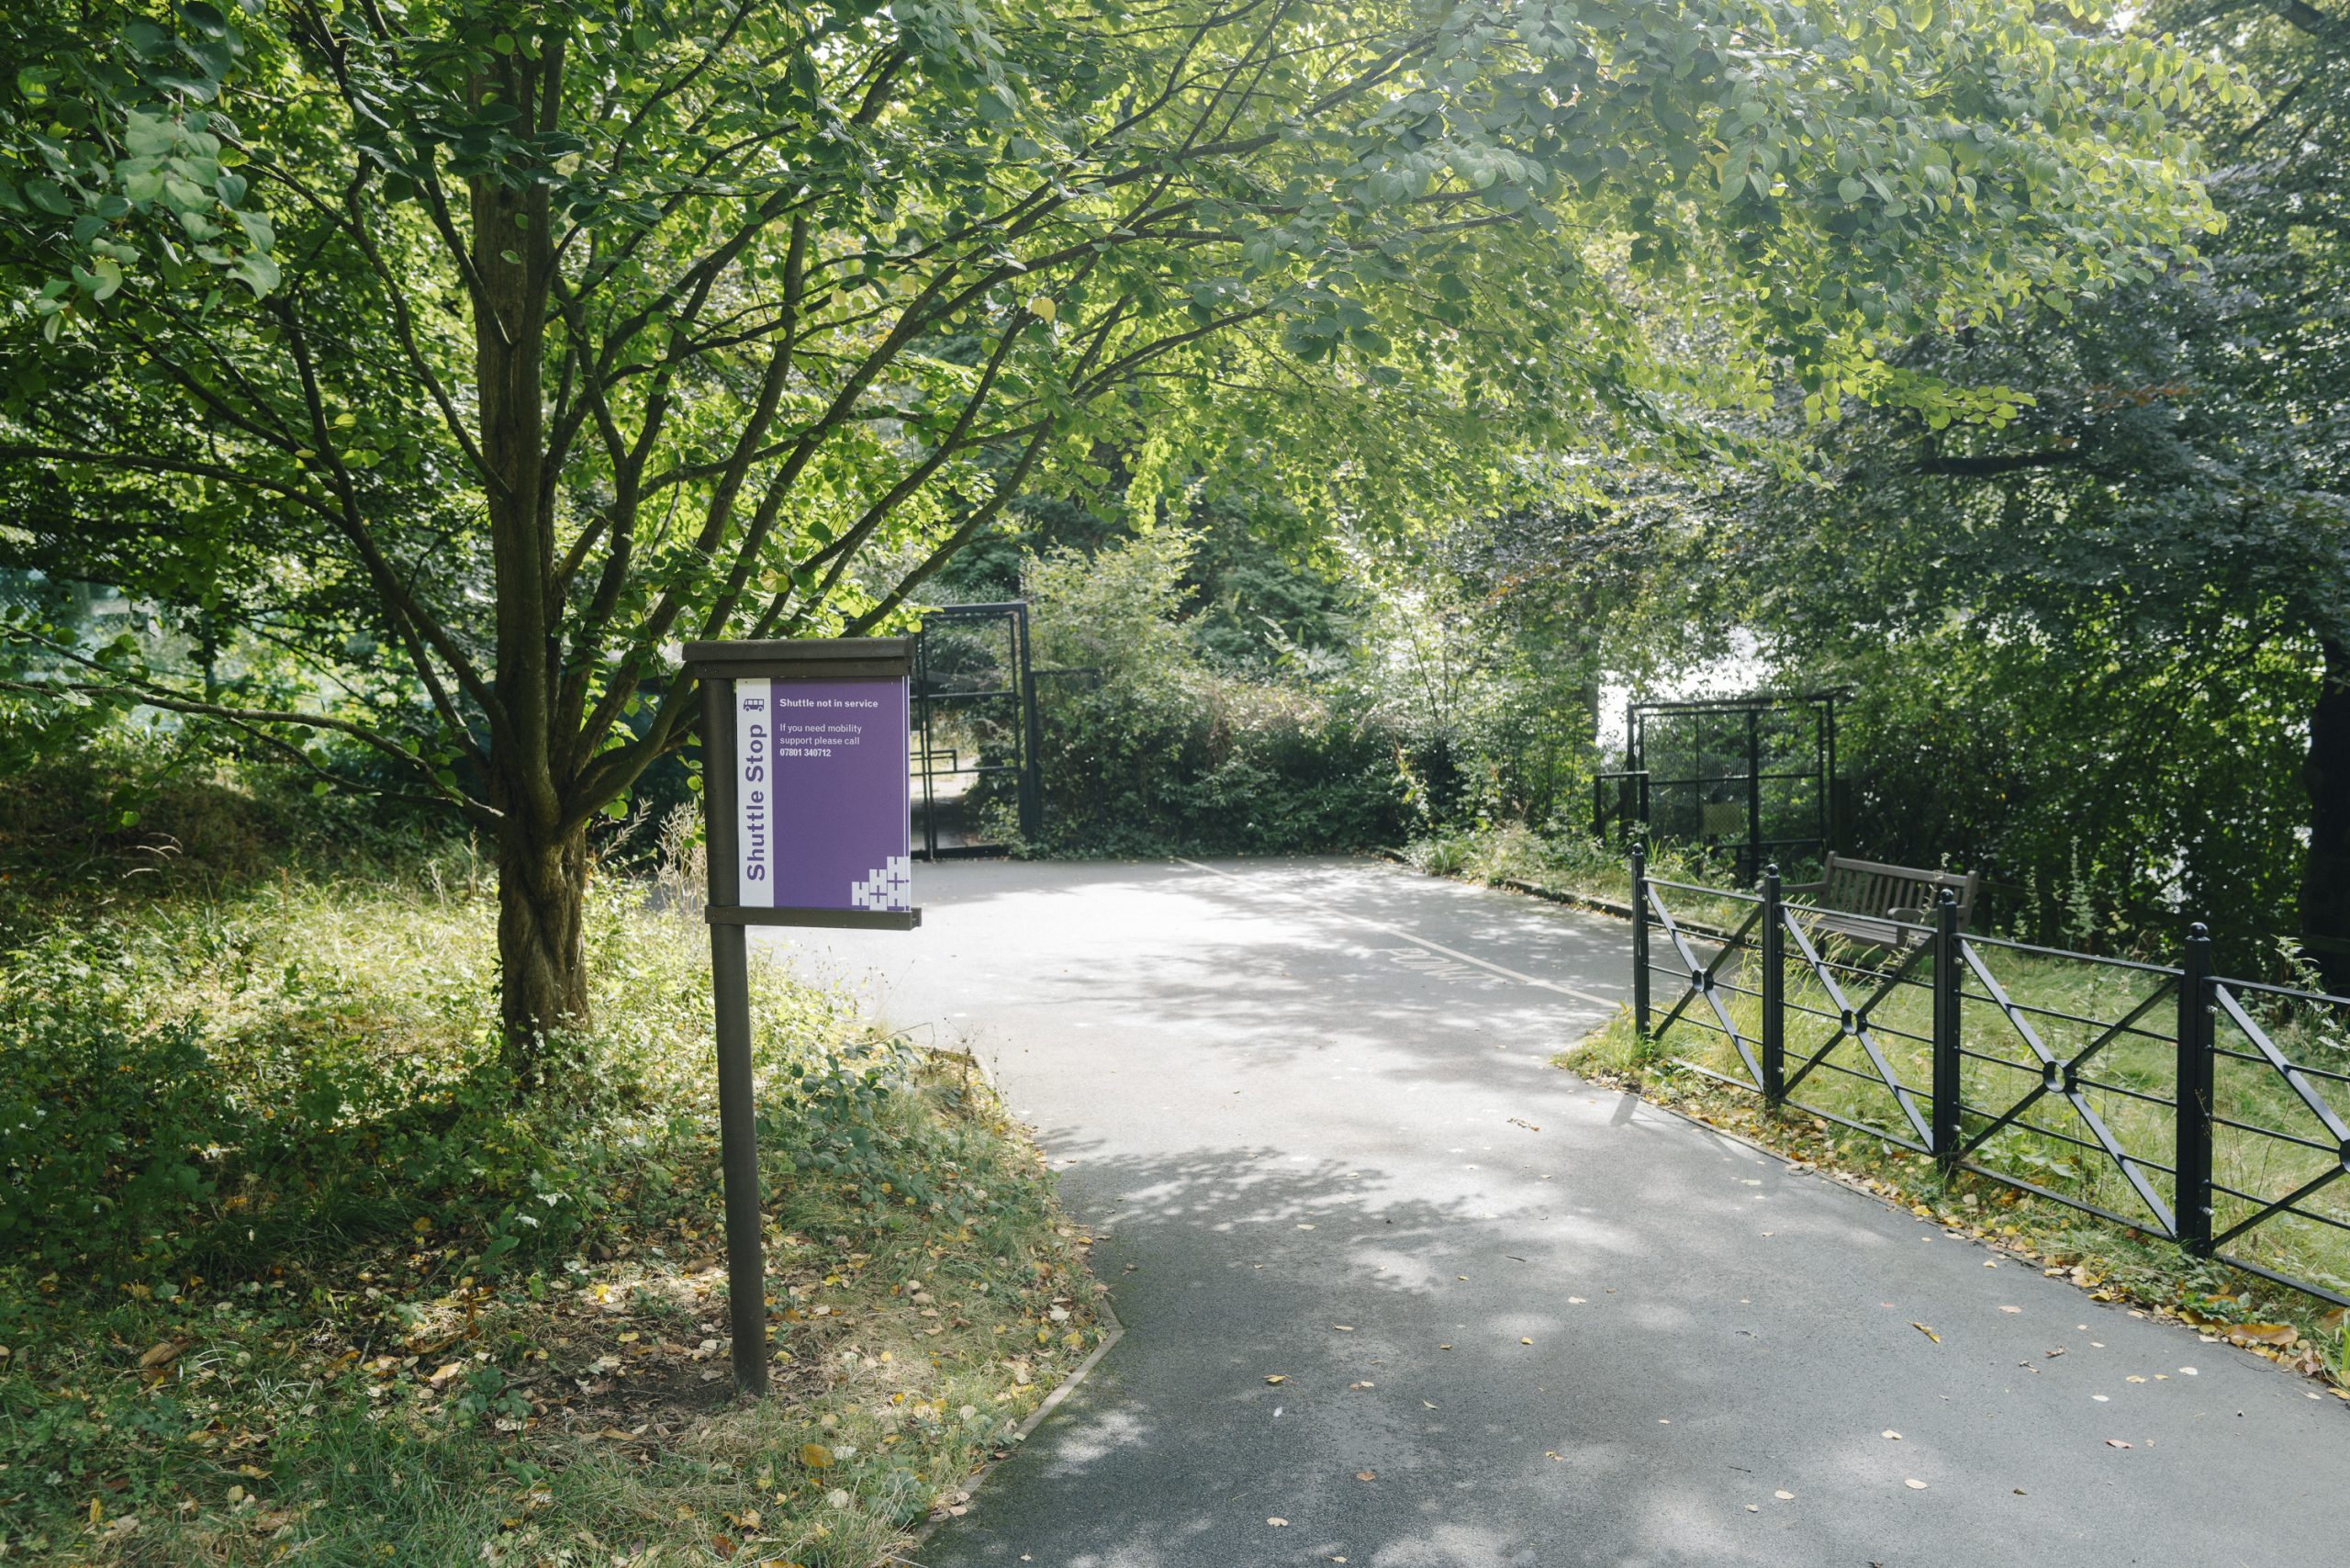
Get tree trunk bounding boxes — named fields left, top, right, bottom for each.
left=497, top=820, right=590, bottom=1087
left=2300, top=636, right=2350, bottom=991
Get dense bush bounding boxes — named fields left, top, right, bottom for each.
left=1016, top=532, right=1407, bottom=853
left=1824, top=623, right=2315, bottom=963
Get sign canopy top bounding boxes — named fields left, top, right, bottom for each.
left=684, top=638, right=911, bottom=681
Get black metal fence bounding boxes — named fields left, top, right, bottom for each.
left=1629, top=851, right=2350, bottom=1309
left=1591, top=768, right=1650, bottom=846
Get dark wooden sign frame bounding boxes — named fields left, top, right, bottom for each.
left=685, top=638, right=921, bottom=1394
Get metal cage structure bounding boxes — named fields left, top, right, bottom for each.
left=1627, top=693, right=1836, bottom=882
left=912, top=602, right=1043, bottom=859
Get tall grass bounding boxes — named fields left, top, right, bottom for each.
left=0, top=850, right=1100, bottom=1565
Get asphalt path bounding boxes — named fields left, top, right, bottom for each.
left=775, top=856, right=2349, bottom=1567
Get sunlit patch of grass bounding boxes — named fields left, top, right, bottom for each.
left=1401, top=822, right=1730, bottom=907
left=0, top=857, right=1101, bottom=1564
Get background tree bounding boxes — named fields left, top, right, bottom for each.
left=1714, top=0, right=2349, bottom=969
left=1, top=0, right=2225, bottom=1070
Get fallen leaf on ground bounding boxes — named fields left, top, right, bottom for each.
left=800, top=1444, right=834, bottom=1470
left=138, top=1342, right=182, bottom=1370
left=2229, top=1323, right=2297, bottom=1347
left=2106, top=1439, right=2132, bottom=1449
left=1774, top=1490, right=1794, bottom=1500
left=1355, top=1471, right=1376, bottom=1482
left=1265, top=1375, right=1287, bottom=1385
left=1904, top=1478, right=1929, bottom=1490
left=1267, top=1517, right=1289, bottom=1528
left=1882, top=1430, right=1902, bottom=1440
left=1910, top=1322, right=1940, bottom=1343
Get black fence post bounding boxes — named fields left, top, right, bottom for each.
left=1931, top=888, right=1963, bottom=1174
left=1630, top=846, right=1651, bottom=1037
left=1743, top=704, right=1763, bottom=887
left=2176, top=923, right=2215, bottom=1254
left=1760, top=863, right=1785, bottom=1103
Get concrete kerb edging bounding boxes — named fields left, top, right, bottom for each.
left=907, top=1045, right=1128, bottom=1555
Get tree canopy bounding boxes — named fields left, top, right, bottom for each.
left=1, top=0, right=2232, bottom=1057
left=1695, top=0, right=2350, bottom=971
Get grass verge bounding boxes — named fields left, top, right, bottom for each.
left=0, top=852, right=1102, bottom=1565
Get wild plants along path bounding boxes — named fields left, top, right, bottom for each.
left=777, top=857, right=2347, bottom=1567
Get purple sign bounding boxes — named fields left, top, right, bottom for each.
left=732, top=677, right=912, bottom=913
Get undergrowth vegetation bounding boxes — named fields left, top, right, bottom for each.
left=1008, top=531, right=1406, bottom=856
left=0, top=782, right=1100, bottom=1565
left=1401, top=820, right=1727, bottom=907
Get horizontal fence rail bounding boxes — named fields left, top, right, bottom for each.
left=1628, top=850, right=2350, bottom=1309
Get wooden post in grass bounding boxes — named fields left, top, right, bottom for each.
left=688, top=639, right=921, bottom=1395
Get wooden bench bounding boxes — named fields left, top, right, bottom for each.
left=1782, top=853, right=1978, bottom=948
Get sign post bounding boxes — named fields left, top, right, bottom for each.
left=687, top=638, right=919, bottom=1396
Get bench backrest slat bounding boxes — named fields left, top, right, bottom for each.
left=1798, top=852, right=1979, bottom=947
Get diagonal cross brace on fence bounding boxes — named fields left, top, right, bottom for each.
left=2206, top=984, right=2350, bottom=1251
left=1775, top=912, right=1935, bottom=1148
left=1625, top=857, right=2350, bottom=1310
left=1954, top=949, right=2171, bottom=1241
left=1644, top=882, right=1766, bottom=1090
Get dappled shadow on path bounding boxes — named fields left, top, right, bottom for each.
left=802, top=857, right=2350, bottom=1568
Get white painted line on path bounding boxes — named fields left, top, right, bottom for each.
left=1171, top=857, right=1623, bottom=1010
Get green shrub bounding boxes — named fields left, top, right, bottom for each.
left=0, top=936, right=229, bottom=1270
left=1020, top=532, right=1405, bottom=853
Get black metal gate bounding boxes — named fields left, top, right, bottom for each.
left=912, top=602, right=1042, bottom=859
left=1621, top=694, right=1836, bottom=881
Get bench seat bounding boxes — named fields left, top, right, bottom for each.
left=1782, top=853, right=1977, bottom=948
